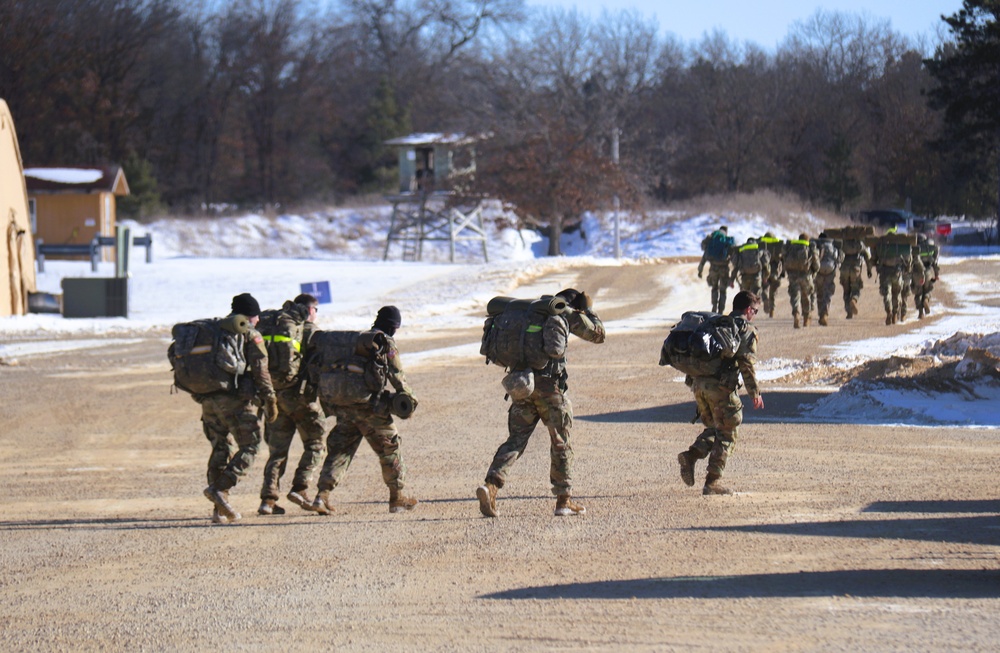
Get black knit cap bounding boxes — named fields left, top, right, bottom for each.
left=374, top=305, right=402, bottom=330
left=231, top=292, right=261, bottom=317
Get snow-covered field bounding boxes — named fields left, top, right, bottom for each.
left=3, top=205, right=1000, bottom=427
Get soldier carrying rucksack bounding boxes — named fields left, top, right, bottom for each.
left=255, top=294, right=327, bottom=516
left=671, top=291, right=764, bottom=496
left=309, top=305, right=419, bottom=515
left=825, top=225, right=874, bottom=320
left=476, top=288, right=606, bottom=518
left=913, top=233, right=941, bottom=319
left=729, top=237, right=770, bottom=295
left=168, top=292, right=278, bottom=523
left=813, top=233, right=844, bottom=326
left=698, top=225, right=735, bottom=313
left=783, top=233, right=820, bottom=328
left=758, top=232, right=784, bottom=318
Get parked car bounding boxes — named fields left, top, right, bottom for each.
left=854, top=208, right=951, bottom=237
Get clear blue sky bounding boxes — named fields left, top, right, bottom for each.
left=524, top=0, right=962, bottom=48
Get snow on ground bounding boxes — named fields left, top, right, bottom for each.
left=3, top=206, right=1000, bottom=427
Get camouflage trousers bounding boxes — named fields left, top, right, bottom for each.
left=815, top=271, right=836, bottom=319
left=878, top=266, right=904, bottom=317
left=316, top=403, right=406, bottom=493
left=685, top=376, right=743, bottom=478
left=761, top=272, right=781, bottom=316
left=913, top=277, right=936, bottom=314
left=260, top=387, right=326, bottom=501
left=485, top=376, right=574, bottom=496
left=200, top=393, right=263, bottom=491
left=786, top=272, right=814, bottom=318
left=736, top=272, right=765, bottom=295
left=706, top=264, right=730, bottom=313
left=839, top=264, right=865, bottom=313
left=900, top=272, right=915, bottom=319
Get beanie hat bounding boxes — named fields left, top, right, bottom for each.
left=231, top=293, right=261, bottom=317
left=374, top=305, right=402, bottom=331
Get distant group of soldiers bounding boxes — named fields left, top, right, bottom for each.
left=698, top=224, right=941, bottom=327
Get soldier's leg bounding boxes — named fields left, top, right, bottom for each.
left=213, top=396, right=263, bottom=491
left=787, top=278, right=801, bottom=325
left=879, top=271, right=893, bottom=322
left=538, top=389, right=574, bottom=496
left=260, top=410, right=296, bottom=501
left=361, top=416, right=406, bottom=491
left=485, top=399, right=541, bottom=489
left=708, top=276, right=720, bottom=313
left=202, top=401, right=236, bottom=488
left=290, top=399, right=327, bottom=494
left=316, top=415, right=364, bottom=492
left=704, top=387, right=744, bottom=494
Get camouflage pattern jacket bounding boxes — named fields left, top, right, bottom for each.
left=537, top=309, right=606, bottom=386
left=716, top=314, right=760, bottom=399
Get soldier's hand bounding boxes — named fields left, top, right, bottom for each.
left=697, top=271, right=703, bottom=279
left=264, top=394, right=279, bottom=423
left=578, top=291, right=593, bottom=310
left=867, top=269, right=873, bottom=279
left=934, top=274, right=940, bottom=281
left=752, top=395, right=764, bottom=410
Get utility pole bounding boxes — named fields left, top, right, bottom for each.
left=612, top=127, right=621, bottom=259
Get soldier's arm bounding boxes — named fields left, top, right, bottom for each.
left=567, top=309, right=606, bottom=344
left=697, top=252, right=707, bottom=276
left=383, top=336, right=415, bottom=397
left=543, top=314, right=570, bottom=359
left=735, top=329, right=760, bottom=401
left=246, top=328, right=275, bottom=398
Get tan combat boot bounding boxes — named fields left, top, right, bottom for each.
left=309, top=489, right=333, bottom=515
left=793, top=313, right=801, bottom=329
left=204, top=486, right=241, bottom=521
left=849, top=298, right=858, bottom=317
left=818, top=315, right=828, bottom=326
left=286, top=490, right=312, bottom=511
left=389, top=488, right=418, bottom=513
left=257, top=499, right=285, bottom=515
left=555, top=494, right=586, bottom=516
left=703, top=474, right=733, bottom=496
left=803, top=314, right=811, bottom=327
left=476, top=483, right=499, bottom=518
left=885, top=311, right=893, bottom=325
left=677, top=451, right=696, bottom=487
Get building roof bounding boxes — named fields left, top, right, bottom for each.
left=23, top=165, right=130, bottom=195
left=383, top=132, right=482, bottom=147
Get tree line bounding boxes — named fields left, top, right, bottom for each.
left=1, top=0, right=996, bottom=224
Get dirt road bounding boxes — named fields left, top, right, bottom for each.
left=1, top=259, right=998, bottom=651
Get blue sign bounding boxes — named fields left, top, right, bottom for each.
left=300, top=281, right=332, bottom=304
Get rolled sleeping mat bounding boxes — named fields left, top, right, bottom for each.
left=390, top=392, right=416, bottom=419
left=486, top=295, right=568, bottom=316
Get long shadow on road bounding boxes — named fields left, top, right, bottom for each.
left=578, top=391, right=830, bottom=424
left=480, top=568, right=1000, bottom=600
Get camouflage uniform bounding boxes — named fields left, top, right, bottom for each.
left=729, top=241, right=770, bottom=295
left=315, top=330, right=414, bottom=496
left=681, top=313, right=759, bottom=486
left=483, top=309, right=606, bottom=497
left=913, top=238, right=940, bottom=318
left=260, top=310, right=326, bottom=505
left=199, top=320, right=274, bottom=492
left=758, top=235, right=783, bottom=317
left=839, top=240, right=872, bottom=319
left=783, top=238, right=819, bottom=328
left=873, top=239, right=924, bottom=324
left=813, top=238, right=844, bottom=325
left=698, top=231, right=734, bottom=313
left=899, top=244, right=925, bottom=323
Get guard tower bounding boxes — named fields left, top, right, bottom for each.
left=382, top=132, right=489, bottom=262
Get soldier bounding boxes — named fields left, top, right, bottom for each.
left=476, top=289, right=606, bottom=518
left=311, top=306, right=419, bottom=514
left=813, top=233, right=844, bottom=326
left=838, top=231, right=872, bottom=319
left=871, top=230, right=924, bottom=325
left=677, top=290, right=764, bottom=495
left=729, top=237, right=770, bottom=296
left=783, top=234, right=820, bottom=329
left=758, top=232, right=784, bottom=318
left=913, top=233, right=941, bottom=319
left=900, top=238, right=926, bottom=323
left=201, top=293, right=278, bottom=523
left=698, top=225, right=734, bottom=313
left=257, top=293, right=327, bottom=516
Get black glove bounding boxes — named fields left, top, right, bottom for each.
left=574, top=291, right=592, bottom=311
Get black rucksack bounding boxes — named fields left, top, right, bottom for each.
left=307, top=330, right=389, bottom=407
left=256, top=301, right=308, bottom=390
left=480, top=295, right=568, bottom=370
left=659, top=311, right=741, bottom=377
left=168, top=316, right=249, bottom=395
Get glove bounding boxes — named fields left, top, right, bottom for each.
left=263, top=393, right=279, bottom=423
left=578, top=291, right=593, bottom=311
left=697, top=271, right=703, bottom=279
left=867, top=269, right=873, bottom=279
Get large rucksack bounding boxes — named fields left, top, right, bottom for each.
left=168, top=316, right=249, bottom=395
left=841, top=238, right=864, bottom=256
left=480, top=295, right=568, bottom=370
left=816, top=239, right=840, bottom=273
left=737, top=243, right=763, bottom=274
left=659, top=311, right=741, bottom=377
left=256, top=301, right=307, bottom=390
left=307, top=330, right=389, bottom=407
left=783, top=239, right=813, bottom=273
left=872, top=233, right=916, bottom=267
left=704, top=231, right=734, bottom=262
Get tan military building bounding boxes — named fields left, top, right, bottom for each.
left=0, top=99, right=37, bottom=317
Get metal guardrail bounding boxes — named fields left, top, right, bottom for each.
left=35, top=233, right=152, bottom=272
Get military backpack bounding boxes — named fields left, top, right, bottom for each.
left=307, top=330, right=389, bottom=407
left=168, top=316, right=249, bottom=395
left=659, top=311, right=742, bottom=378
left=783, top=239, right=814, bottom=273
left=737, top=243, right=763, bottom=274
left=704, top=231, right=734, bottom=263
left=480, top=295, right=568, bottom=371
left=816, top=239, right=841, bottom=274
left=256, top=301, right=307, bottom=390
